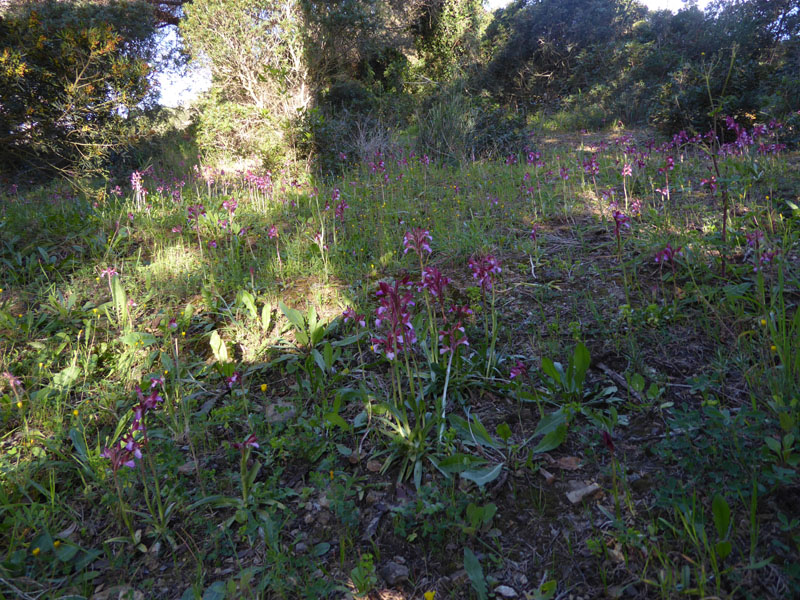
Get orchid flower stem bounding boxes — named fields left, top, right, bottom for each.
left=419, top=256, right=438, bottom=363
left=485, top=287, right=498, bottom=378
left=146, top=451, right=165, bottom=528
left=439, top=349, right=455, bottom=443
left=240, top=448, right=250, bottom=503
left=114, top=475, right=136, bottom=541
left=611, top=456, right=621, bottom=520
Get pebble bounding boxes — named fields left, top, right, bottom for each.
left=495, top=584, right=518, bottom=598
left=379, top=561, right=410, bottom=586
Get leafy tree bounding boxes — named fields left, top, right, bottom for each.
left=0, top=1, right=158, bottom=176
left=411, top=0, right=485, bottom=81
left=180, top=0, right=309, bottom=165
left=480, top=0, right=644, bottom=109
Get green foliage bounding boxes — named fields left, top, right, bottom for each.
left=412, top=0, right=485, bottom=81
left=463, top=547, right=488, bottom=600
left=0, top=1, right=158, bottom=176
left=415, top=83, right=524, bottom=163
left=181, top=0, right=308, bottom=164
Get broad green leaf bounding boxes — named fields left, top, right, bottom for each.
left=460, top=462, right=504, bottom=487
left=469, top=414, right=501, bottom=449
left=335, top=443, right=352, bottom=456
left=69, top=427, right=87, bottom=460
left=532, top=423, right=567, bottom=454
left=245, top=461, right=262, bottom=490
left=712, top=494, right=731, bottom=539
left=630, top=373, right=645, bottom=393
left=279, top=301, right=305, bottom=331
left=541, top=357, right=561, bottom=385
left=312, top=542, right=331, bottom=557
left=432, top=453, right=488, bottom=474
left=570, top=342, right=590, bottom=390
left=261, top=302, right=272, bottom=331
left=765, top=436, right=782, bottom=454
left=523, top=408, right=568, bottom=448
left=209, top=331, right=228, bottom=363
left=120, top=332, right=157, bottom=347
left=324, top=413, right=350, bottom=431
left=537, top=580, right=557, bottom=600
left=312, top=349, right=326, bottom=373
left=202, top=581, right=226, bottom=600
left=55, top=543, right=79, bottom=562
left=496, top=422, right=512, bottom=444
left=237, top=289, right=257, bottom=320
left=463, top=548, right=488, bottom=600
left=53, top=365, right=80, bottom=391
left=715, top=540, right=732, bottom=561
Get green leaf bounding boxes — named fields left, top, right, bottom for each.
left=496, top=422, right=512, bottom=444
left=279, top=301, right=305, bottom=331
left=460, top=462, right=504, bottom=487
left=53, top=365, right=81, bottom=391
left=570, top=342, right=590, bottom=389
left=712, top=494, right=731, bottom=539
left=55, top=543, right=79, bottom=562
left=312, top=349, right=326, bottom=373
left=236, top=289, right=258, bottom=320
left=469, top=414, right=501, bottom=449
left=312, top=542, right=331, bottom=557
left=202, top=581, right=226, bottom=600
left=432, top=453, right=488, bottom=474
left=523, top=408, right=567, bottom=448
left=541, top=357, right=561, bottom=385
left=335, top=443, right=352, bottom=456
left=537, top=580, right=557, bottom=600
left=532, top=423, right=567, bottom=454
left=209, top=331, right=228, bottom=363
left=69, top=427, right=88, bottom=460
left=714, top=540, right=732, bottom=561
left=261, top=302, right=272, bottom=331
left=324, top=413, right=350, bottom=431
left=463, top=548, right=488, bottom=600
left=245, top=461, right=262, bottom=489
left=630, top=373, right=645, bottom=393
left=765, top=436, right=782, bottom=454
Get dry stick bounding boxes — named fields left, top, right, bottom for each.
left=595, top=362, right=645, bottom=404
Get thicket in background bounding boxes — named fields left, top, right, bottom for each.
left=0, top=0, right=159, bottom=177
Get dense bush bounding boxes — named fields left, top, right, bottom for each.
left=0, top=0, right=158, bottom=177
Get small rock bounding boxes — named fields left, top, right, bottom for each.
left=366, top=459, right=382, bottom=472
left=294, top=542, right=308, bottom=555
left=266, top=401, right=296, bottom=423
left=379, top=561, right=409, bottom=586
left=318, top=510, right=331, bottom=526
left=177, top=461, right=196, bottom=474
left=566, top=482, right=601, bottom=504
left=365, top=490, right=383, bottom=505
left=495, top=584, right=518, bottom=598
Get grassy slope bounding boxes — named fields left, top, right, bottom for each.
left=1, top=128, right=799, bottom=599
